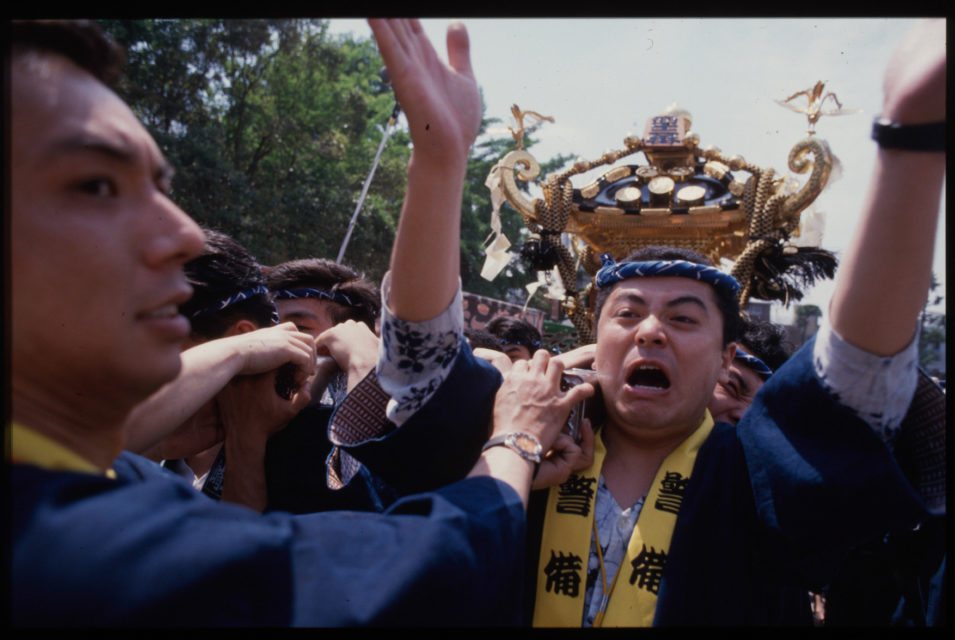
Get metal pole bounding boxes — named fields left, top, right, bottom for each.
left=336, top=102, right=400, bottom=264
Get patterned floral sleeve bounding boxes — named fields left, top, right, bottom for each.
left=812, top=314, right=919, bottom=446
left=376, top=272, right=464, bottom=427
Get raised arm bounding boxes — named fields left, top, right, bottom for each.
left=216, top=368, right=312, bottom=512
left=314, top=320, right=380, bottom=395
left=124, top=323, right=316, bottom=454
left=468, top=349, right=594, bottom=507
left=828, top=19, right=945, bottom=356
left=369, top=19, right=481, bottom=321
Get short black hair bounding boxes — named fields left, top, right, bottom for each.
left=179, top=229, right=276, bottom=340
left=486, top=315, right=542, bottom=350
left=593, top=246, right=743, bottom=347
left=739, top=317, right=793, bottom=372
left=266, top=258, right=380, bottom=331
left=10, top=20, right=125, bottom=86
left=464, top=328, right=502, bottom=351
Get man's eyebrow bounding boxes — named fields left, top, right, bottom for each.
left=281, top=309, right=320, bottom=322
left=665, top=295, right=709, bottom=313
left=45, top=134, right=175, bottom=182
left=46, top=134, right=137, bottom=162
left=729, top=370, right=750, bottom=393
left=612, top=292, right=647, bottom=307
left=611, top=291, right=709, bottom=313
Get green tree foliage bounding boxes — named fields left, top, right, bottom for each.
left=100, top=18, right=408, bottom=279
left=794, top=303, right=823, bottom=345
left=98, top=18, right=574, bottom=306
left=794, top=304, right=822, bottom=323
left=918, top=273, right=945, bottom=371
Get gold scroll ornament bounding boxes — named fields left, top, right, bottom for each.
left=493, top=97, right=842, bottom=343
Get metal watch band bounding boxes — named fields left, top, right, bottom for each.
left=481, top=432, right=543, bottom=464
left=871, top=118, right=945, bottom=152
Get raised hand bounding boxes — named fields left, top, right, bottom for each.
left=217, top=369, right=310, bottom=443
left=532, top=418, right=596, bottom=490
left=553, top=343, right=597, bottom=371
left=472, top=346, right=514, bottom=375
left=314, top=319, right=380, bottom=394
left=232, top=322, right=317, bottom=379
left=881, top=18, right=945, bottom=124
left=491, top=349, right=595, bottom=453
left=215, top=369, right=311, bottom=511
left=828, top=19, right=945, bottom=358
left=370, top=19, right=482, bottom=321
left=368, top=19, right=481, bottom=164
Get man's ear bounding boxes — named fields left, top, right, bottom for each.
left=223, top=319, right=259, bottom=336
left=717, top=341, right=738, bottom=386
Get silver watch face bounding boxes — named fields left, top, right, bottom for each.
left=507, top=432, right=542, bottom=459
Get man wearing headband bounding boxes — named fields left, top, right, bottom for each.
left=707, top=317, right=791, bottom=426
left=264, top=255, right=512, bottom=515
left=10, top=18, right=576, bottom=626
left=123, top=229, right=315, bottom=510
left=363, top=19, right=944, bottom=627
left=267, top=257, right=381, bottom=338
left=530, top=16, right=945, bottom=622
left=267, top=257, right=381, bottom=409
left=262, top=257, right=391, bottom=513
left=487, top=314, right=545, bottom=362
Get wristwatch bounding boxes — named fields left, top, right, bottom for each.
left=481, top=432, right=543, bottom=464
left=871, top=117, right=945, bottom=152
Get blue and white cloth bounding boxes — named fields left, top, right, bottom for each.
left=594, top=254, right=741, bottom=298
left=376, top=272, right=464, bottom=427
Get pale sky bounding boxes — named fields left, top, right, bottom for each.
left=328, top=18, right=946, bottom=323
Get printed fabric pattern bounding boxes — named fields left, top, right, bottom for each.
left=582, top=478, right=644, bottom=627
left=376, top=272, right=464, bottom=427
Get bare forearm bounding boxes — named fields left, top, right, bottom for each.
left=220, top=433, right=270, bottom=512
left=370, top=18, right=479, bottom=322
left=388, top=152, right=467, bottom=321
left=124, top=345, right=243, bottom=453
left=467, top=447, right=536, bottom=508
left=829, top=150, right=944, bottom=355
left=828, top=19, right=945, bottom=357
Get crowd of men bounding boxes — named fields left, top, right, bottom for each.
left=8, top=18, right=946, bottom=627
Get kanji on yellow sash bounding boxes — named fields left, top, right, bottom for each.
left=533, top=412, right=715, bottom=627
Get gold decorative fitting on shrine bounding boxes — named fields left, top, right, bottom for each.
left=487, top=95, right=848, bottom=343
left=676, top=185, right=706, bottom=206
left=614, top=186, right=642, bottom=207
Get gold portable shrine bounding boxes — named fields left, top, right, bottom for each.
left=487, top=97, right=846, bottom=344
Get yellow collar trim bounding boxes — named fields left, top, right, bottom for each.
left=8, top=422, right=116, bottom=479
left=533, top=412, right=715, bottom=627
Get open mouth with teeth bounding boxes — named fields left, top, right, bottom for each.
left=140, top=304, right=181, bottom=320
left=627, top=365, right=671, bottom=390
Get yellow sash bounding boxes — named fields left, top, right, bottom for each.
left=533, top=412, right=715, bottom=627
left=7, top=422, right=116, bottom=478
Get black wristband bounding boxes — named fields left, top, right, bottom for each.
left=871, top=118, right=946, bottom=152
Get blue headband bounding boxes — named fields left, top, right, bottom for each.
left=594, top=254, right=741, bottom=298
left=499, top=337, right=542, bottom=351
left=272, top=287, right=379, bottom=318
left=189, top=284, right=280, bottom=325
left=734, top=348, right=773, bottom=380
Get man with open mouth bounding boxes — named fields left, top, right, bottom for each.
left=524, top=17, right=946, bottom=623
left=8, top=18, right=582, bottom=627
left=363, top=18, right=945, bottom=627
